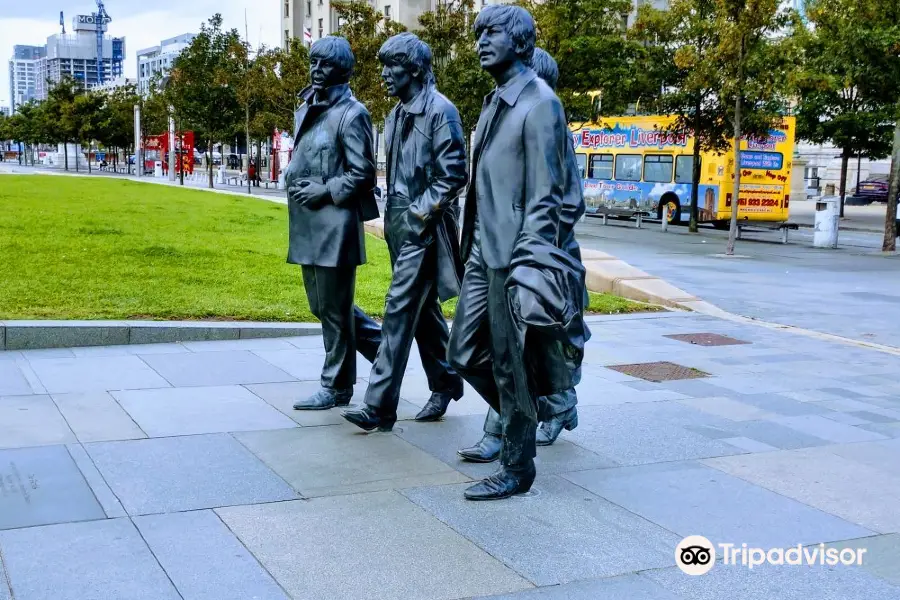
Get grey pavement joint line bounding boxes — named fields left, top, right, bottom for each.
left=0, top=541, right=14, bottom=600
left=209, top=509, right=295, bottom=600
left=64, top=444, right=118, bottom=523
left=129, top=517, right=186, bottom=600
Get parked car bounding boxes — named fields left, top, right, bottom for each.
left=851, top=175, right=889, bottom=204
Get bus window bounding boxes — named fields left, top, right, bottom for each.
left=644, top=155, right=674, bottom=183
left=589, top=154, right=613, bottom=179
left=675, top=155, right=697, bottom=184
left=615, top=154, right=642, bottom=181
left=576, top=153, right=586, bottom=179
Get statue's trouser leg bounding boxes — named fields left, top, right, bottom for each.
left=364, top=208, right=461, bottom=414
left=303, top=264, right=359, bottom=391
left=449, top=243, right=537, bottom=467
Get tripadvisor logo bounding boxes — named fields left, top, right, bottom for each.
left=675, top=536, right=867, bottom=575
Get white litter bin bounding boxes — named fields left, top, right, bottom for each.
left=813, top=195, right=840, bottom=248
left=153, top=161, right=163, bottom=178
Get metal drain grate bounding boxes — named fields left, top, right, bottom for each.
left=607, top=361, right=710, bottom=382
left=663, top=333, right=750, bottom=347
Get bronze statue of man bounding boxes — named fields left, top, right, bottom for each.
left=284, top=36, right=383, bottom=411
left=457, top=47, right=586, bottom=464
left=448, top=7, right=585, bottom=501
left=341, top=32, right=467, bottom=432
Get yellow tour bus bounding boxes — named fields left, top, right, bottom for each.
left=570, top=114, right=796, bottom=227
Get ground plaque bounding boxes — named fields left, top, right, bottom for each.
left=0, top=446, right=105, bottom=530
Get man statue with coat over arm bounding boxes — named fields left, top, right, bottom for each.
left=448, top=6, right=589, bottom=501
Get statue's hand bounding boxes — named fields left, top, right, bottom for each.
left=289, top=180, right=330, bottom=209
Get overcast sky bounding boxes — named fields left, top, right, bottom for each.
left=0, top=0, right=281, bottom=107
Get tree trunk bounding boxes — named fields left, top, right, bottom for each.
left=64, top=142, right=69, bottom=171
left=208, top=137, right=215, bottom=189
left=838, top=146, right=850, bottom=217
left=726, top=37, right=744, bottom=256
left=882, top=114, right=900, bottom=252
left=690, top=126, right=702, bottom=233
left=87, top=142, right=92, bottom=174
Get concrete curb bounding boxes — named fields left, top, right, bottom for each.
left=0, top=320, right=322, bottom=351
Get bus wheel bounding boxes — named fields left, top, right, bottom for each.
left=659, top=196, right=681, bottom=224
left=712, top=220, right=730, bottom=230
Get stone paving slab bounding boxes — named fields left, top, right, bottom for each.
left=642, top=563, right=900, bottom=600
left=133, top=510, right=289, bottom=600
left=402, top=476, right=680, bottom=586
left=704, top=447, right=900, bottom=533
left=139, top=350, right=297, bottom=387
left=51, top=392, right=147, bottom=443
left=0, top=446, right=105, bottom=531
left=235, top=426, right=469, bottom=497
left=0, top=518, right=181, bottom=600
left=25, top=355, right=172, bottom=394
left=564, top=462, right=873, bottom=548
left=85, top=434, right=299, bottom=515
left=469, top=575, right=682, bottom=599
left=0, top=395, right=77, bottom=449
left=111, top=385, right=297, bottom=437
left=0, top=362, right=35, bottom=395
left=217, top=492, right=532, bottom=600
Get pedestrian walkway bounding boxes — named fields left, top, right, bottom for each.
left=2, top=311, right=899, bottom=599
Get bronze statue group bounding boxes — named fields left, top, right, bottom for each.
left=284, top=5, right=590, bottom=501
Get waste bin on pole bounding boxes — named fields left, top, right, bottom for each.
left=813, top=195, right=840, bottom=248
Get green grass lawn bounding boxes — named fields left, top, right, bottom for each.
left=0, top=175, right=655, bottom=321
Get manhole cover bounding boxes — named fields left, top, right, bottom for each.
left=663, top=333, right=750, bottom=346
left=607, top=361, right=710, bottom=382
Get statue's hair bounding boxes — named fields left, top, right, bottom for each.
left=473, top=5, right=536, bottom=64
left=309, top=36, right=355, bottom=80
left=378, top=33, right=434, bottom=84
left=530, top=47, right=558, bottom=90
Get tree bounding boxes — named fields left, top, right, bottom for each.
left=793, top=0, right=894, bottom=218
left=99, top=84, right=141, bottom=168
left=417, top=0, right=493, bottom=133
left=168, top=14, right=244, bottom=188
left=333, top=0, right=407, bottom=128
left=72, top=90, right=106, bottom=173
left=44, top=78, right=82, bottom=171
left=840, top=0, right=900, bottom=250
left=521, top=0, right=650, bottom=120
left=633, top=0, right=731, bottom=232
left=716, top=0, right=796, bottom=255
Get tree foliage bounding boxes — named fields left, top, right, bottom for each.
left=417, top=0, right=493, bottom=133
left=168, top=14, right=245, bottom=187
left=333, top=0, right=407, bottom=128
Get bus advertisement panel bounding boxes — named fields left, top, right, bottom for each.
left=571, top=115, right=795, bottom=225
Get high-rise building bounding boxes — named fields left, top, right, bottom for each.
left=35, top=15, right=126, bottom=101
left=8, top=45, right=46, bottom=113
left=282, top=0, right=447, bottom=47
left=136, top=34, right=196, bottom=96
left=0, top=106, right=10, bottom=118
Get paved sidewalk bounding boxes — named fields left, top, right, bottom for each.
left=2, top=312, right=899, bottom=599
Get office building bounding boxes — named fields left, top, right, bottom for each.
left=282, top=0, right=443, bottom=47
left=136, top=34, right=196, bottom=96
left=8, top=45, right=46, bottom=113
left=35, top=15, right=125, bottom=101
left=0, top=106, right=10, bottom=117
